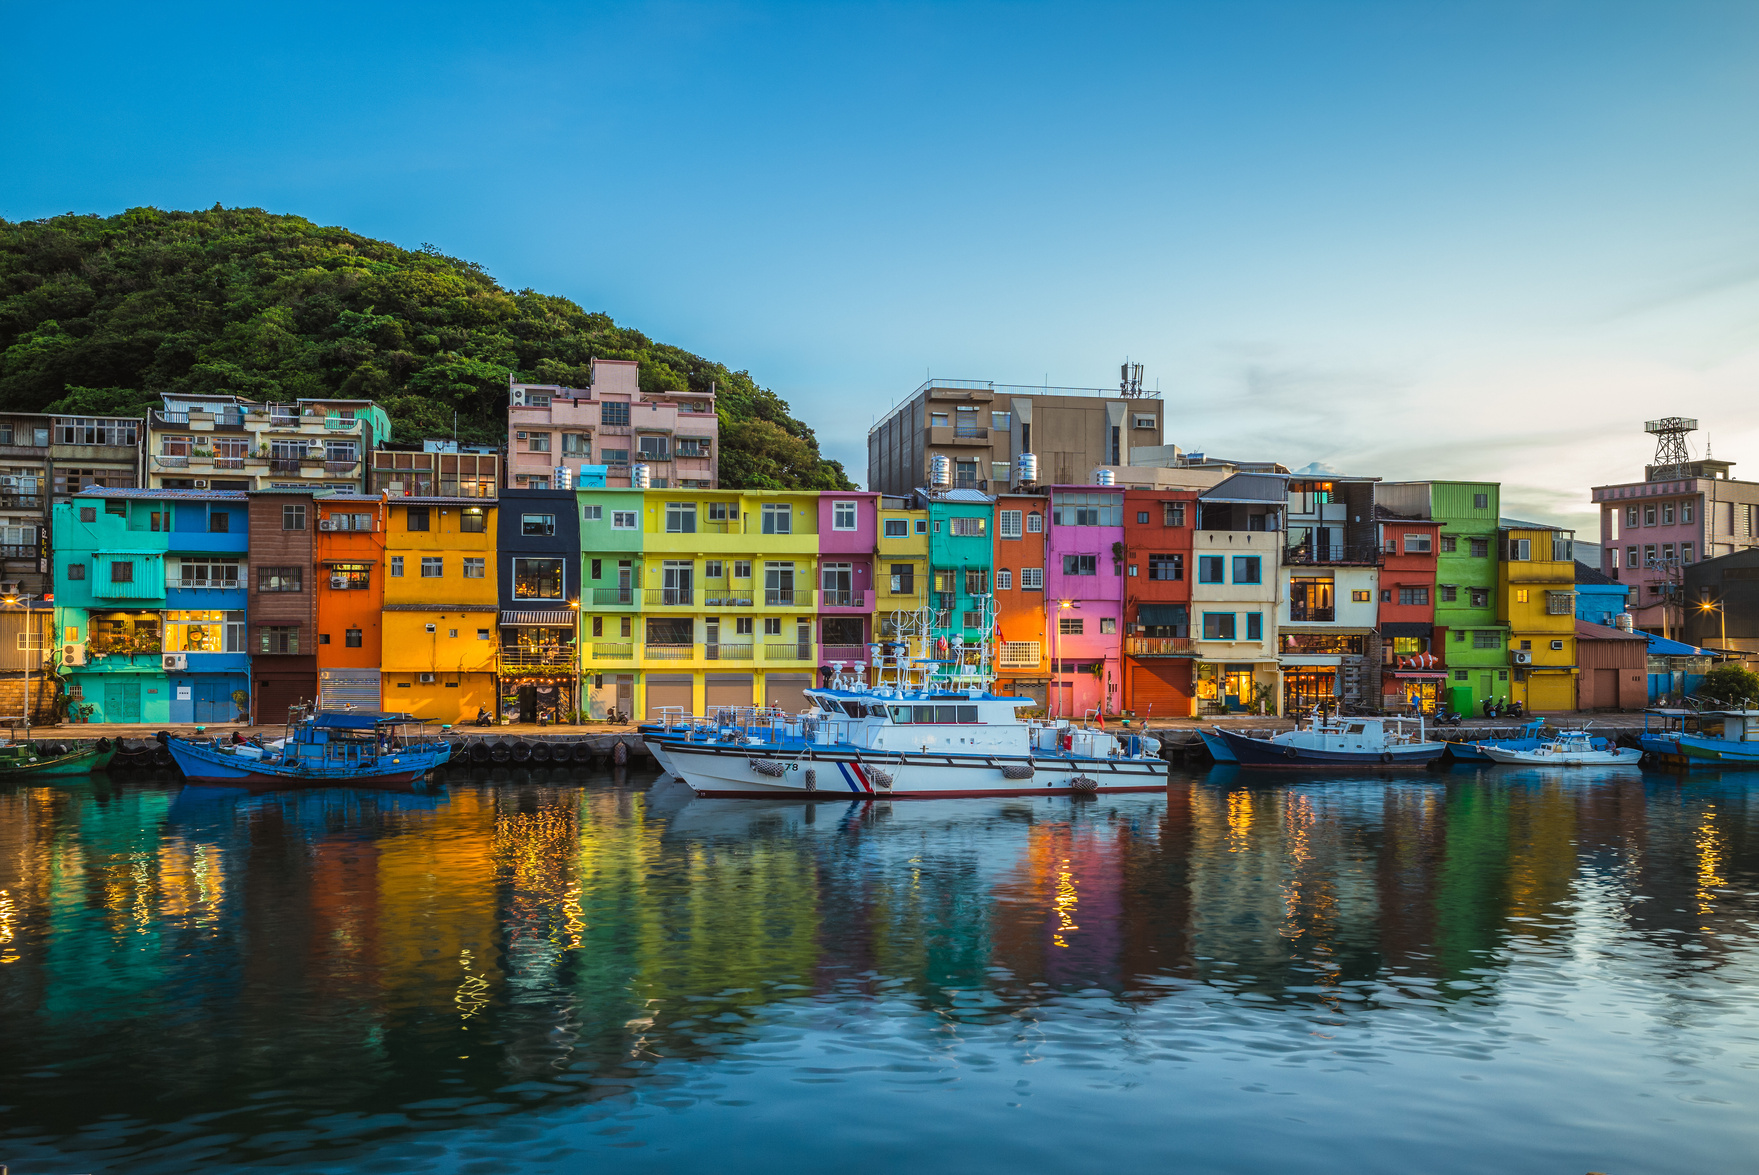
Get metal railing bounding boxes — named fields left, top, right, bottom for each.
left=592, top=587, right=635, bottom=605
left=1125, top=636, right=1197, bottom=657
left=1284, top=542, right=1381, bottom=566
left=156, top=455, right=189, bottom=468
left=498, top=648, right=577, bottom=668
left=763, top=642, right=815, bottom=662
left=706, top=643, right=754, bottom=661
left=644, top=588, right=695, bottom=606
left=154, top=410, right=190, bottom=425
left=703, top=592, right=755, bottom=607
left=764, top=588, right=813, bottom=607
left=820, top=590, right=865, bottom=607
left=820, top=644, right=867, bottom=663
left=643, top=644, right=694, bottom=661
left=269, top=459, right=303, bottom=474
left=214, top=457, right=245, bottom=469
left=324, top=460, right=359, bottom=474
left=324, top=418, right=359, bottom=430
left=591, top=644, right=635, bottom=661
left=951, top=426, right=989, bottom=439
left=1288, top=606, right=1336, bottom=622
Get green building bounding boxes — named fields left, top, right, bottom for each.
left=1432, top=481, right=1509, bottom=714
left=921, top=489, right=996, bottom=650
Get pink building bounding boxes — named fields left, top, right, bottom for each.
left=1592, top=455, right=1759, bottom=636
left=818, top=492, right=879, bottom=668
left=507, top=358, right=718, bottom=490
left=1044, top=486, right=1126, bottom=718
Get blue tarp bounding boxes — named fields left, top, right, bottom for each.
left=1646, top=634, right=1711, bottom=657
left=309, top=711, right=419, bottom=729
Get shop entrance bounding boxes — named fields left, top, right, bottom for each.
left=1282, top=667, right=1337, bottom=715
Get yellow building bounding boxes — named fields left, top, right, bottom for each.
left=1497, top=519, right=1578, bottom=712
left=381, top=497, right=498, bottom=722
left=584, top=488, right=823, bottom=719
left=873, top=495, right=930, bottom=640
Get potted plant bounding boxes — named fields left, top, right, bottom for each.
left=232, top=689, right=250, bottom=723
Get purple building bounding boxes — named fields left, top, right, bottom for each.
left=1043, top=485, right=1126, bottom=717
left=818, top=492, right=879, bottom=667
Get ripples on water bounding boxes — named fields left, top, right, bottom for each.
left=2, top=764, right=1757, bottom=1174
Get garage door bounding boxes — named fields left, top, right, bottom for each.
left=764, top=673, right=812, bottom=716
left=1129, top=662, right=1190, bottom=718
left=1592, top=668, right=1618, bottom=710
left=644, top=674, right=694, bottom=722
left=704, top=674, right=754, bottom=714
left=1526, top=673, right=1574, bottom=713
left=257, top=676, right=315, bottom=726
left=319, top=668, right=381, bottom=712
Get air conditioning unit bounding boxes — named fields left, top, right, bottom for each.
left=1513, top=651, right=1533, bottom=665
left=62, top=643, right=86, bottom=666
left=162, top=653, right=188, bottom=670
left=419, top=672, right=436, bottom=684
left=330, top=575, right=349, bottom=589
left=516, top=431, right=528, bottom=440
left=425, top=623, right=437, bottom=633
left=511, top=388, right=527, bottom=406
left=193, top=480, right=207, bottom=488
left=1551, top=640, right=1565, bottom=651
left=0, top=580, right=18, bottom=596
left=318, top=518, right=335, bottom=531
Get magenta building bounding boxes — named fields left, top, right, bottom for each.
left=1043, top=485, right=1126, bottom=717
left=818, top=492, right=880, bottom=667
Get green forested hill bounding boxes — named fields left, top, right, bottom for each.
left=0, top=206, right=853, bottom=489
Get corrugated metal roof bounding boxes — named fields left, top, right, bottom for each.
left=912, top=488, right=995, bottom=505
left=1198, top=472, right=1289, bottom=504
left=73, top=487, right=247, bottom=501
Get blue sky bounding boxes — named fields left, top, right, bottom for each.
left=6, top=1, right=1758, bottom=525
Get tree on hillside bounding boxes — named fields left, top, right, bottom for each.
left=0, top=206, right=854, bottom=489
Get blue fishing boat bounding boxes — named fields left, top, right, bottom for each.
left=1198, top=730, right=1239, bottom=762
left=1674, top=709, right=1759, bottom=766
left=1442, top=719, right=1614, bottom=762
left=166, top=711, right=451, bottom=786
left=1209, top=716, right=1446, bottom=768
left=1638, top=708, right=1698, bottom=765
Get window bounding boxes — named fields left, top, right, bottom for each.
left=522, top=513, right=556, bottom=536
left=1682, top=501, right=1694, bottom=524
left=764, top=617, right=783, bottom=636
left=1662, top=542, right=1675, bottom=563
left=930, top=412, right=949, bottom=427
left=1625, top=505, right=1639, bottom=527
left=600, top=449, right=629, bottom=467
left=1643, top=543, right=1656, bottom=565
left=1473, top=493, right=1489, bottom=509
left=1163, top=502, right=1186, bottom=527
left=1352, top=589, right=1372, bottom=602
left=390, top=556, right=404, bottom=577
left=583, top=505, right=603, bottom=521
left=1546, top=591, right=1574, bottom=616
left=327, top=564, right=370, bottom=590
left=1625, top=546, right=1639, bottom=568
left=620, top=617, right=632, bottom=637
left=890, top=563, right=915, bottom=594
left=1515, top=589, right=1529, bottom=604
left=1198, top=555, right=1224, bottom=583
left=833, top=501, right=858, bottom=531
left=1662, top=502, right=1675, bottom=525
left=1059, top=617, right=1084, bottom=635
left=1473, top=630, right=1501, bottom=649
left=993, top=411, right=1012, bottom=430
left=113, top=562, right=137, bottom=584
left=527, top=432, right=551, bottom=452
left=282, top=504, right=306, bottom=531
left=962, top=610, right=985, bottom=629
left=996, top=569, right=1013, bottom=590
left=258, top=567, right=302, bottom=592
left=1202, top=613, right=1236, bottom=640
left=708, top=503, right=738, bottom=522
left=79, top=506, right=96, bottom=522
left=1021, top=567, right=1044, bottom=590
left=1148, top=554, right=1183, bottom=581
left=1099, top=617, right=1116, bottom=635
left=1133, top=414, right=1156, bottom=430
left=345, top=628, right=362, bottom=648
left=1062, top=554, right=1097, bottom=576
left=1403, top=534, right=1432, bottom=553
left=951, top=516, right=985, bottom=537
left=406, top=507, right=430, bottom=532
left=999, top=510, right=1022, bottom=538
left=1644, top=504, right=1657, bottom=526
left=478, top=629, right=491, bottom=640
left=259, top=626, right=299, bottom=654
left=706, top=560, right=724, bottom=578
left=1137, top=511, right=1150, bottom=524
left=735, top=617, right=753, bottom=636
left=1469, top=588, right=1489, bottom=608
left=179, top=558, right=241, bottom=589
left=637, top=435, right=670, bottom=460
left=419, top=557, right=442, bottom=578
left=884, top=518, right=909, bottom=538
left=1469, top=538, right=1488, bottom=558
left=1682, top=542, right=1695, bottom=563
left=463, top=557, right=485, bottom=579
left=1551, top=536, right=1573, bottom=562
left=1508, top=538, right=1531, bottom=560
left=1439, top=585, right=1457, bottom=602
left=734, top=560, right=752, bottom=579
left=513, top=558, right=563, bottom=599
left=612, top=511, right=638, bottom=529
left=1399, top=587, right=1429, bottom=606
left=105, top=499, right=125, bottom=516
left=762, top=503, right=792, bottom=535
left=1052, top=493, right=1122, bottom=526
left=600, top=401, right=630, bottom=426
left=68, top=563, right=86, bottom=580
left=665, top=502, right=696, bottom=533
left=965, top=568, right=988, bottom=595
left=1245, top=613, right=1262, bottom=640
left=1380, top=589, right=1393, bottom=603
left=1026, top=512, right=1043, bottom=533
left=1440, top=535, right=1457, bottom=553
left=1232, top=556, right=1261, bottom=584
left=461, top=508, right=486, bottom=533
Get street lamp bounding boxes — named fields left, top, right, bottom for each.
left=1699, top=598, right=1726, bottom=652
left=569, top=598, right=582, bottom=724
left=3, top=592, right=38, bottom=741
left=1051, top=599, right=1079, bottom=719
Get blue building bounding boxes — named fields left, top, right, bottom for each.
left=1574, top=560, right=1631, bottom=627
left=495, top=488, right=582, bottom=722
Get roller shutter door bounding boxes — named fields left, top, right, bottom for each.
left=319, top=668, right=381, bottom=712
left=704, top=674, right=754, bottom=713
left=1526, top=673, right=1574, bottom=713
left=1129, top=662, right=1190, bottom=718
left=644, top=674, right=694, bottom=722
left=764, top=673, right=812, bottom=716
left=257, top=676, right=314, bottom=726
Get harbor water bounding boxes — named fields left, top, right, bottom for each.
left=2, top=764, right=1757, bottom=1173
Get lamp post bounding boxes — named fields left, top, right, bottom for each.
left=1052, top=599, right=1078, bottom=719
left=1699, top=598, right=1726, bottom=652
left=569, top=598, right=582, bottom=724
left=4, top=591, right=37, bottom=740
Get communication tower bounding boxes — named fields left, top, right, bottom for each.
left=1119, top=361, right=1144, bottom=398
left=1645, top=417, right=1698, bottom=480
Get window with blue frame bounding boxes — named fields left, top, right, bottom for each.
left=1246, top=613, right=1262, bottom=640
left=1202, top=612, right=1235, bottom=639
left=1198, top=556, right=1225, bottom=583
left=1232, top=556, right=1261, bottom=584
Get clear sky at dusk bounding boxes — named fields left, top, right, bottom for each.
left=5, top=1, right=1758, bottom=525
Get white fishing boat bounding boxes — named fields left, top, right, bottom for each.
left=648, top=603, right=1167, bottom=799
left=1478, top=728, right=1637, bottom=766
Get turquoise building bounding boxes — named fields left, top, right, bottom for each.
left=920, top=489, right=996, bottom=646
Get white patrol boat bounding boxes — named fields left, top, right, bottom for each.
left=646, top=612, right=1168, bottom=799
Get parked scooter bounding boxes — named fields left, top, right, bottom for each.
left=1507, top=700, right=1525, bottom=718
left=473, top=707, right=494, bottom=727
left=1435, top=710, right=1464, bottom=727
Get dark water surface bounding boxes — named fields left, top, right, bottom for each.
left=3, top=764, right=1758, bottom=1174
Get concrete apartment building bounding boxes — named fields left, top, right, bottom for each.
left=0, top=412, right=144, bottom=602
left=369, top=441, right=500, bottom=498
left=507, top=358, right=719, bottom=491
left=866, top=378, right=1164, bottom=497
left=146, top=394, right=391, bottom=493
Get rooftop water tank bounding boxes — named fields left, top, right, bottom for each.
left=1615, top=612, right=1635, bottom=632
left=1015, top=452, right=1038, bottom=484
left=929, top=454, right=951, bottom=489
left=1093, top=468, right=1115, bottom=486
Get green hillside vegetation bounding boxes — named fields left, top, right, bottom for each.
left=0, top=206, right=853, bottom=490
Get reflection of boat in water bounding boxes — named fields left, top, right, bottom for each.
left=1479, top=728, right=1636, bottom=766
left=0, top=739, right=118, bottom=778
left=166, top=712, right=450, bottom=786
left=1673, top=709, right=1759, bottom=766
left=1210, top=716, right=1445, bottom=768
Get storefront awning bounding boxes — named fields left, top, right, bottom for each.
left=500, top=610, right=577, bottom=626
left=1279, top=625, right=1373, bottom=636
left=1381, top=622, right=1433, bottom=638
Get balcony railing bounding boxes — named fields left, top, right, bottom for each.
left=703, top=591, right=755, bottom=607
left=644, top=588, right=695, bottom=606
left=214, top=457, right=246, bottom=469
left=155, top=410, right=191, bottom=425
left=1284, top=542, right=1381, bottom=566
left=820, top=590, right=866, bottom=607
left=324, top=460, right=360, bottom=474
left=1288, top=606, right=1336, bottom=622
left=498, top=648, right=577, bottom=669
left=1125, top=636, right=1197, bottom=657
left=705, top=643, right=754, bottom=661
left=952, top=426, right=988, bottom=439
left=643, top=643, right=695, bottom=661
left=156, top=455, right=189, bottom=468
left=765, top=588, right=813, bottom=607
left=592, top=587, right=635, bottom=606
left=0, top=495, right=41, bottom=509
left=820, top=644, right=867, bottom=664
left=269, top=458, right=303, bottom=474
left=590, top=643, right=635, bottom=661
left=763, top=643, right=816, bottom=662
left=324, top=418, right=359, bottom=430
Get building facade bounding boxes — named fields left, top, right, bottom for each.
left=1191, top=475, right=1285, bottom=715
left=497, top=489, right=581, bottom=722
left=992, top=492, right=1050, bottom=707
left=370, top=443, right=500, bottom=498
left=1498, top=519, right=1579, bottom=712
left=383, top=497, right=499, bottom=722
left=508, top=359, right=718, bottom=491
left=1682, top=548, right=1759, bottom=662
left=0, top=412, right=143, bottom=599
left=1375, top=512, right=1441, bottom=713
left=148, top=396, right=390, bottom=493
left=1280, top=476, right=1379, bottom=714
left=248, top=490, right=320, bottom=723
left=1121, top=487, right=1196, bottom=718
left=313, top=495, right=388, bottom=712
left=1043, top=486, right=1124, bottom=718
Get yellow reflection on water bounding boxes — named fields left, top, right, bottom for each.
left=1053, top=858, right=1079, bottom=948
left=0, top=887, right=16, bottom=963
left=1696, top=804, right=1725, bottom=922
left=1226, top=790, right=1253, bottom=853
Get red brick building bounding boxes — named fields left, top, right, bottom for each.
left=1377, top=512, right=1443, bottom=712
left=1122, top=487, right=1197, bottom=718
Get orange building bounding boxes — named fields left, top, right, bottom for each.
left=314, top=493, right=388, bottom=711
left=993, top=492, right=1050, bottom=708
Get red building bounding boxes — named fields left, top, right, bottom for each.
left=993, top=492, right=1050, bottom=707
left=1376, top=512, right=1443, bottom=712
left=1121, top=487, right=1197, bottom=718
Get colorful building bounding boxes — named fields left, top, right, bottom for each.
left=508, top=359, right=719, bottom=491
left=1280, top=476, right=1380, bottom=714
left=248, top=489, right=320, bottom=724
left=1044, top=486, right=1124, bottom=718
left=992, top=492, right=1050, bottom=707
left=382, top=496, right=499, bottom=723
left=496, top=489, right=579, bottom=722
left=147, top=395, right=390, bottom=493
left=1121, top=487, right=1196, bottom=718
left=1375, top=507, right=1442, bottom=713
left=818, top=491, right=880, bottom=668
left=1191, top=474, right=1285, bottom=715
left=874, top=493, right=930, bottom=648
left=580, top=486, right=644, bottom=720
left=1498, top=518, right=1579, bottom=712
left=313, top=494, right=387, bottom=712
left=921, top=488, right=997, bottom=676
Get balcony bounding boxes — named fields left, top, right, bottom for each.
left=821, top=644, right=868, bottom=664
left=764, top=588, right=814, bottom=607
left=1125, top=636, right=1197, bottom=658
left=1284, top=542, right=1380, bottom=566
left=703, top=590, right=755, bottom=607
left=269, top=458, right=303, bottom=474
left=0, top=498, right=39, bottom=512
left=644, top=588, right=696, bottom=607
left=323, top=417, right=360, bottom=431
left=821, top=590, right=866, bottom=608
left=643, top=643, right=695, bottom=661
left=592, top=587, right=636, bottom=606
left=1288, top=606, right=1336, bottom=623
left=155, top=455, right=190, bottom=469
left=214, top=457, right=246, bottom=470
left=498, top=648, right=577, bottom=670
left=763, top=642, right=816, bottom=663
left=590, top=643, right=635, bottom=661
left=705, top=643, right=754, bottom=661
left=324, top=460, right=360, bottom=475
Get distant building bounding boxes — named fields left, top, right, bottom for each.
left=369, top=441, right=499, bottom=498
left=993, top=491, right=1051, bottom=707
left=1120, top=486, right=1197, bottom=718
left=1682, top=547, right=1759, bottom=664
left=0, top=411, right=143, bottom=599
left=508, top=359, right=718, bottom=491
left=1280, top=475, right=1380, bottom=715
left=146, top=395, right=391, bottom=494
left=1575, top=620, right=1647, bottom=711
left=1497, top=518, right=1579, bottom=712
left=1573, top=561, right=1631, bottom=628
left=866, top=378, right=1164, bottom=497
left=1191, top=474, right=1284, bottom=715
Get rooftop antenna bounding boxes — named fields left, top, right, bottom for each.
left=1120, top=360, right=1145, bottom=398
left=1645, top=416, right=1697, bottom=479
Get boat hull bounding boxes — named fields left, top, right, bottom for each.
left=1478, top=745, right=1636, bottom=766
left=1211, top=728, right=1445, bottom=768
left=1198, top=730, right=1239, bottom=763
left=1676, top=734, right=1759, bottom=766
left=0, top=745, right=118, bottom=778
left=657, top=739, right=1168, bottom=799
left=165, top=738, right=450, bottom=787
